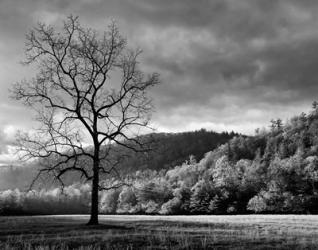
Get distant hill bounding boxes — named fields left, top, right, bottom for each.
left=0, top=164, right=38, bottom=191
left=4, top=104, right=318, bottom=215
left=112, top=129, right=238, bottom=174
left=85, top=102, right=318, bottom=215
left=0, top=129, right=238, bottom=190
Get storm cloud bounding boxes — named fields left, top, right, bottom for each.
left=1, top=0, right=318, bottom=164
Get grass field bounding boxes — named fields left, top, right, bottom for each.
left=1, top=215, right=318, bottom=249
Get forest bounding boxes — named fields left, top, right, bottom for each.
left=1, top=103, right=318, bottom=215
left=0, top=130, right=236, bottom=190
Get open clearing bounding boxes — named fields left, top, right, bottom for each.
left=1, top=215, right=318, bottom=249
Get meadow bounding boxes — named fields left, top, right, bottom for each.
left=1, top=215, right=318, bottom=249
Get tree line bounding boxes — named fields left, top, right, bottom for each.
left=2, top=103, right=318, bottom=215
left=0, top=130, right=236, bottom=191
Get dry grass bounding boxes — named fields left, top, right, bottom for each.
left=1, top=215, right=318, bottom=249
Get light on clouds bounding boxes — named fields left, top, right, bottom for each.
left=0, top=0, right=318, bottom=164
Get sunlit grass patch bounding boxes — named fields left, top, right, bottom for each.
left=1, top=215, right=318, bottom=249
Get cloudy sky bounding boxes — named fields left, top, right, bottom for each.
left=1, top=0, right=318, bottom=164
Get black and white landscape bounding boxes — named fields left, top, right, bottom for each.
left=1, top=1, right=318, bottom=249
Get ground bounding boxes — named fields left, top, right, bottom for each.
left=1, top=214, right=318, bottom=249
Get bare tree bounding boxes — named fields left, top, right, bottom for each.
left=11, top=15, right=159, bottom=225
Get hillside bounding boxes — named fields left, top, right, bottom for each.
left=0, top=129, right=236, bottom=191
left=2, top=103, right=318, bottom=215
left=111, top=129, right=238, bottom=174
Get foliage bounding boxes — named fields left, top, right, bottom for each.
left=3, top=103, right=318, bottom=215
left=0, top=129, right=237, bottom=191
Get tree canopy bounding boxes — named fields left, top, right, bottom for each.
left=12, top=15, right=159, bottom=224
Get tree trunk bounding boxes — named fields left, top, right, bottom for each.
left=87, top=157, right=100, bottom=225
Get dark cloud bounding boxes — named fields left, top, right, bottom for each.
left=0, top=0, right=318, bottom=156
